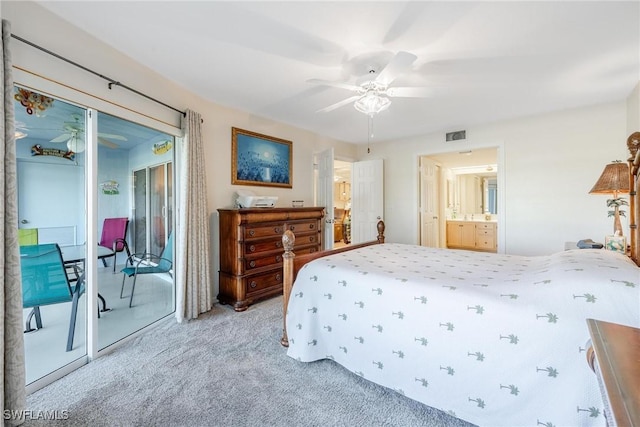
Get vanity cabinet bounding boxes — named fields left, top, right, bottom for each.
left=446, top=222, right=476, bottom=248
left=447, top=221, right=497, bottom=252
left=218, top=207, right=324, bottom=311
left=475, top=222, right=497, bottom=250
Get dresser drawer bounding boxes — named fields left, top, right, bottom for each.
left=243, top=238, right=283, bottom=255
left=243, top=222, right=285, bottom=240
left=243, top=252, right=283, bottom=272
left=244, top=270, right=283, bottom=295
left=293, top=233, right=319, bottom=247
left=285, top=220, right=318, bottom=234
left=295, top=246, right=320, bottom=255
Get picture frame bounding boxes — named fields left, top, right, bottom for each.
left=605, top=235, right=626, bottom=253
left=231, top=127, right=292, bottom=188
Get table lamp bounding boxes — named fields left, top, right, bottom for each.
left=589, top=160, right=630, bottom=236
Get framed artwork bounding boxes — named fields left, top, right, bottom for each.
left=605, top=235, right=626, bottom=253
left=231, top=127, right=292, bottom=188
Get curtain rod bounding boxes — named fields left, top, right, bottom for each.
left=11, top=33, right=186, bottom=117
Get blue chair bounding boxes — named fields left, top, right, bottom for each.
left=120, top=232, right=173, bottom=308
left=20, top=243, right=84, bottom=352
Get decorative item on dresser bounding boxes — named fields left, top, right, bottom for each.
left=217, top=207, right=323, bottom=311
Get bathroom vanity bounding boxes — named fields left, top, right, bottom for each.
left=446, top=220, right=497, bottom=252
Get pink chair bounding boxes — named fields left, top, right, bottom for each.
left=99, top=217, right=132, bottom=273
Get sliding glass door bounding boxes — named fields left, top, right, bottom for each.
left=15, top=88, right=88, bottom=385
left=14, top=84, right=177, bottom=386
left=97, top=113, right=176, bottom=350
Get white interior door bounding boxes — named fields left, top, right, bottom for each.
left=317, top=148, right=334, bottom=250
left=420, top=157, right=439, bottom=247
left=351, top=158, right=383, bottom=244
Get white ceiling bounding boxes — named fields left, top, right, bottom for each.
left=35, top=1, right=639, bottom=145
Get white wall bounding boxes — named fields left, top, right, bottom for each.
left=3, top=1, right=356, bottom=298
left=628, top=81, right=640, bottom=134
left=358, top=101, right=632, bottom=255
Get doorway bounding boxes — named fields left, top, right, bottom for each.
left=419, top=147, right=499, bottom=249
left=333, top=160, right=352, bottom=248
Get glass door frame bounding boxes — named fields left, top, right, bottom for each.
left=133, top=161, right=173, bottom=257
left=16, top=72, right=183, bottom=394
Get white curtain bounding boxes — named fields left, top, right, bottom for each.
left=1, top=19, right=27, bottom=426
left=176, top=109, right=212, bottom=321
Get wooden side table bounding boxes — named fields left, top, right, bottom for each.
left=586, top=319, right=640, bottom=426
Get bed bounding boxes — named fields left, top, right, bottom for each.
left=279, top=135, right=640, bottom=427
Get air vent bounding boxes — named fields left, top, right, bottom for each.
left=446, top=130, right=466, bottom=141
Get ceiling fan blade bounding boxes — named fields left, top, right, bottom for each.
left=382, top=2, right=429, bottom=44
left=307, top=79, right=361, bottom=92
left=375, top=51, right=418, bottom=86
left=317, top=95, right=362, bottom=113
left=50, top=134, right=71, bottom=143
left=386, top=87, right=434, bottom=98
left=98, top=132, right=128, bottom=141
left=98, top=137, right=120, bottom=149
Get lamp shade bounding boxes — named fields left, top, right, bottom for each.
left=589, top=161, right=630, bottom=195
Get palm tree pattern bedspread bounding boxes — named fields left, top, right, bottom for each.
left=285, top=244, right=640, bottom=426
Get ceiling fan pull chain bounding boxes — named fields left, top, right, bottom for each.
left=367, top=115, right=373, bottom=154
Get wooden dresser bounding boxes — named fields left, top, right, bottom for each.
left=586, top=319, right=640, bottom=426
left=217, top=207, right=324, bottom=311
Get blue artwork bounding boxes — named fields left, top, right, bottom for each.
left=233, top=129, right=291, bottom=187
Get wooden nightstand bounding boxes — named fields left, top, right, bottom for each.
left=586, top=319, right=640, bottom=426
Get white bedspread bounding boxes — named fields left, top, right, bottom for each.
left=285, top=244, right=640, bottom=426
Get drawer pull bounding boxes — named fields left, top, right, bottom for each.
left=309, top=236, right=315, bottom=242
left=276, top=255, right=282, bottom=262
left=274, top=227, right=282, bottom=233
left=309, top=224, right=315, bottom=229
left=249, top=281, right=257, bottom=289
left=275, top=241, right=282, bottom=248
left=289, top=225, right=295, bottom=231
left=249, top=230, right=255, bottom=237
left=249, top=245, right=255, bottom=252
left=275, top=273, right=281, bottom=281
left=249, top=260, right=256, bottom=268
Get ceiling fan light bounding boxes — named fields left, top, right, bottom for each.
left=354, top=93, right=391, bottom=116
left=67, top=135, right=86, bottom=153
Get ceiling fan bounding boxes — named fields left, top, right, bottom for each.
left=309, top=51, right=432, bottom=116
left=50, top=114, right=127, bottom=152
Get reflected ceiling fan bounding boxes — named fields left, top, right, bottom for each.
left=309, top=51, right=432, bottom=116
left=50, top=114, right=127, bottom=152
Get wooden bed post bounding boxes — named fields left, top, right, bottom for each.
left=281, top=230, right=295, bottom=347
left=376, top=220, right=386, bottom=243
left=628, top=132, right=639, bottom=264
left=280, top=220, right=387, bottom=347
